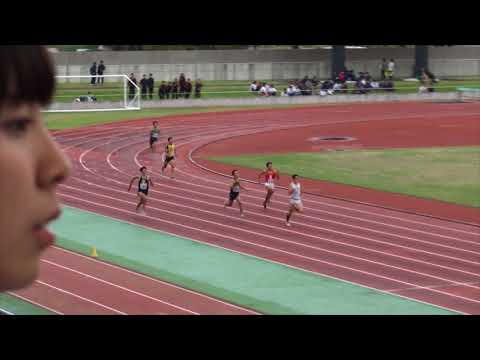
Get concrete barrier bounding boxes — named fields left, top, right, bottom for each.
left=46, top=92, right=459, bottom=111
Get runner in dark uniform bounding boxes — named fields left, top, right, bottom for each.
left=224, top=169, right=248, bottom=217
left=128, top=166, right=154, bottom=215
left=149, top=120, right=160, bottom=153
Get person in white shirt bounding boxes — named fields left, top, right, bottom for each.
left=268, top=84, right=277, bottom=96
left=259, top=83, right=268, bottom=96
left=387, top=59, right=395, bottom=80
left=285, top=174, right=303, bottom=227
left=287, top=85, right=295, bottom=96
left=250, top=81, right=257, bottom=92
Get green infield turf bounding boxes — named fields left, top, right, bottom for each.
left=206, top=146, right=480, bottom=207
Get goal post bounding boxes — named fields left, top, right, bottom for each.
left=44, top=74, right=141, bottom=112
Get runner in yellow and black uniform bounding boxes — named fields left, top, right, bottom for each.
left=162, top=136, right=176, bottom=178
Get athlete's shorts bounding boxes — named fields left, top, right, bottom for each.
left=138, top=189, right=149, bottom=196
left=290, top=199, right=302, bottom=206
left=229, top=191, right=240, bottom=202
left=149, top=137, right=158, bottom=146
left=164, top=155, right=175, bottom=164
left=264, top=182, right=275, bottom=190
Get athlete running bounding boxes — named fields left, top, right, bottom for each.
left=162, top=136, right=176, bottom=179
left=149, top=120, right=160, bottom=153
left=257, top=161, right=280, bottom=209
left=285, top=174, right=303, bottom=227
left=128, top=166, right=154, bottom=215
left=224, top=169, right=248, bottom=217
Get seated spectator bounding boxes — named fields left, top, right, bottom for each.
left=380, top=79, right=395, bottom=92
left=338, top=71, right=346, bottom=83
left=259, top=83, right=269, bottom=96
left=333, top=81, right=343, bottom=93
left=250, top=80, right=258, bottom=92
left=287, top=85, right=296, bottom=96
left=268, top=84, right=277, bottom=96
left=281, top=88, right=288, bottom=96
left=346, top=69, right=356, bottom=81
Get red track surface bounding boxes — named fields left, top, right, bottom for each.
left=11, top=102, right=480, bottom=314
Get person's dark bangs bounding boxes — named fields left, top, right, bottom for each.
left=0, top=46, right=55, bottom=106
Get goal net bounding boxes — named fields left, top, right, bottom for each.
left=457, top=87, right=480, bottom=103
left=44, top=74, right=141, bottom=112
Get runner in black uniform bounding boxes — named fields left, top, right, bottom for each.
left=128, top=166, right=154, bottom=215
left=149, top=121, right=160, bottom=153
left=224, top=169, right=248, bottom=217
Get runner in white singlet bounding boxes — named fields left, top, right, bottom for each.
left=286, top=174, right=303, bottom=227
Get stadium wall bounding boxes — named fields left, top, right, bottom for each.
left=51, top=46, right=480, bottom=82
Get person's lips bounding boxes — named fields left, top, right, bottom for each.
left=33, top=209, right=61, bottom=250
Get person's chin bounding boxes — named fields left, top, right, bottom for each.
left=2, top=262, right=40, bottom=291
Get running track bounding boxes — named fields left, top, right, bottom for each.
left=12, top=103, right=480, bottom=314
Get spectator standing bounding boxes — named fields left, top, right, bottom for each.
left=387, top=58, right=395, bottom=80
left=90, top=62, right=97, bottom=85
left=128, top=73, right=137, bottom=100
left=97, top=60, right=106, bottom=85
left=158, top=81, right=167, bottom=99
left=380, top=58, right=387, bottom=80
left=178, top=73, right=186, bottom=98
left=147, top=73, right=155, bottom=100
left=185, top=78, right=193, bottom=99
left=171, top=78, right=179, bottom=99
left=194, top=79, right=203, bottom=98
left=139, top=74, right=148, bottom=100
left=165, top=82, right=172, bottom=99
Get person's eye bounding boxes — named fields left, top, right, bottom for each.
left=2, top=117, right=33, bottom=136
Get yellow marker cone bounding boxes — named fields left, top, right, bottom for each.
left=91, top=247, right=98, bottom=258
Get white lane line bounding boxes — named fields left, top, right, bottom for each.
left=136, top=132, right=480, bottom=238
left=41, top=259, right=199, bottom=315
left=36, top=280, right=127, bottom=315
left=0, top=307, right=14, bottom=315
left=51, top=246, right=260, bottom=315
left=57, top=192, right=480, bottom=309
left=76, top=166, right=480, bottom=265
left=385, top=281, right=480, bottom=293
left=70, top=116, right=480, bottom=238
left=6, top=291, right=64, bottom=315
left=57, top=201, right=469, bottom=315
left=100, top=132, right=480, bottom=251
left=62, top=180, right=480, bottom=278
left=58, top=185, right=480, bottom=292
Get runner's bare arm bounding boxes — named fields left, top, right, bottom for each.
left=257, top=170, right=265, bottom=182
left=288, top=184, right=293, bottom=196
left=128, top=177, right=139, bottom=191
left=149, top=178, right=154, bottom=187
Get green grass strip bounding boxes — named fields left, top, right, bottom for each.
left=0, top=293, right=54, bottom=315
left=44, top=104, right=316, bottom=130
left=207, top=146, right=480, bottom=207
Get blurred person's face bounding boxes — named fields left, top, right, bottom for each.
left=0, top=102, right=71, bottom=291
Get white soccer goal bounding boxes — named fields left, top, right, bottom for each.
left=44, top=74, right=141, bottom=112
